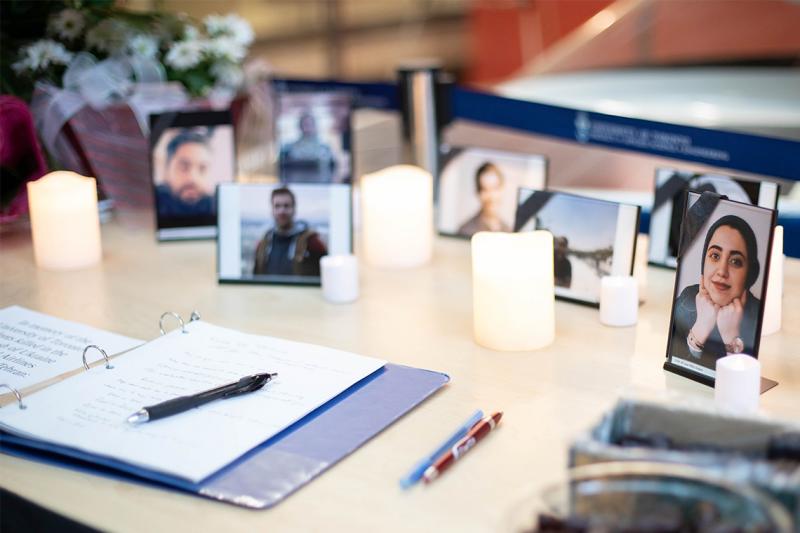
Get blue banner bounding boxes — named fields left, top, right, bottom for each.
left=452, top=88, right=800, bottom=182
left=271, top=78, right=400, bottom=111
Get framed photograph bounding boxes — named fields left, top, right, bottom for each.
left=276, top=91, right=353, bottom=184
left=648, top=168, right=779, bottom=268
left=217, top=183, right=352, bottom=285
left=150, top=110, right=235, bottom=241
left=664, top=192, right=776, bottom=387
left=516, top=189, right=641, bottom=307
left=437, top=147, right=547, bottom=238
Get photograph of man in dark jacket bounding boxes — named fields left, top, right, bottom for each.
left=252, top=187, right=327, bottom=277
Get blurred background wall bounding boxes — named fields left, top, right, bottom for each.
left=124, top=0, right=800, bottom=84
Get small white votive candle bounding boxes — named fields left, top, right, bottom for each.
left=715, top=354, right=760, bottom=414
left=320, top=254, right=359, bottom=304
left=27, top=171, right=102, bottom=270
left=762, top=226, right=783, bottom=336
left=360, top=165, right=433, bottom=268
left=472, top=231, right=555, bottom=351
left=599, top=276, right=638, bottom=327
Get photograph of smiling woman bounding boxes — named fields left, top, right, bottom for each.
left=666, top=195, right=776, bottom=378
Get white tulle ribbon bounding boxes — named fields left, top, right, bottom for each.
left=32, top=82, right=85, bottom=158
left=64, top=52, right=135, bottom=108
left=33, top=52, right=189, bottom=157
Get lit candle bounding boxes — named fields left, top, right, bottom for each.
left=472, top=231, right=555, bottom=351
left=320, top=254, right=359, bottom=304
left=599, top=275, right=638, bottom=327
left=361, top=165, right=433, bottom=268
left=715, top=354, right=760, bottom=414
left=761, top=226, right=783, bottom=336
left=27, top=171, right=102, bottom=270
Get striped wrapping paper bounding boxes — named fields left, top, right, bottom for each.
left=64, top=104, right=153, bottom=209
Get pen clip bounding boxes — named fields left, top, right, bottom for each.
left=223, top=372, right=277, bottom=398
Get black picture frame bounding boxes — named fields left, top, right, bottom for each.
left=274, top=89, right=354, bottom=185
left=515, top=189, right=641, bottom=307
left=663, top=191, right=777, bottom=387
left=216, top=183, right=353, bottom=286
left=437, top=145, right=548, bottom=240
left=149, top=109, right=236, bottom=241
left=648, top=167, right=780, bottom=268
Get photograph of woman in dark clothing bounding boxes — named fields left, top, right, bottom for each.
left=671, top=215, right=763, bottom=370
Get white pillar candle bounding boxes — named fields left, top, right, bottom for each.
left=634, top=233, right=648, bottom=303
left=320, top=254, right=359, bottom=304
left=762, top=226, right=783, bottom=336
left=472, top=231, right=555, bottom=351
left=715, top=353, right=760, bottom=414
left=361, top=165, right=433, bottom=268
left=27, top=171, right=102, bottom=270
left=599, top=276, right=638, bottom=327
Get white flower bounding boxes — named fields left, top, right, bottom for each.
left=205, top=36, right=247, bottom=63
left=86, top=19, right=130, bottom=54
left=48, top=9, right=85, bottom=41
left=128, top=35, right=159, bottom=59
left=204, top=13, right=254, bottom=46
left=211, top=62, right=244, bottom=88
left=183, top=24, right=200, bottom=41
left=13, top=39, right=74, bottom=73
left=165, top=40, right=204, bottom=70
left=204, top=15, right=228, bottom=36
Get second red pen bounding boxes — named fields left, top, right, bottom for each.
left=422, top=411, right=503, bottom=483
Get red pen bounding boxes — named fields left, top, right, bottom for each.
left=422, top=411, right=503, bottom=483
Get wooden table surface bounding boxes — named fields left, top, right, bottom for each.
left=1, top=211, right=798, bottom=532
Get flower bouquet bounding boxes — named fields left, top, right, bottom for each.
left=10, top=2, right=255, bottom=209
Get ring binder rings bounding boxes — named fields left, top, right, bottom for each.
left=81, top=311, right=200, bottom=371
left=0, top=306, right=143, bottom=396
left=0, top=312, right=449, bottom=509
left=81, top=345, right=113, bottom=370
left=0, top=385, right=25, bottom=410
left=158, top=310, right=201, bottom=335
left=0, top=310, right=211, bottom=413
left=6, top=310, right=198, bottom=407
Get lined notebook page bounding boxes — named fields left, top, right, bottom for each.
left=0, top=321, right=385, bottom=483
left=0, top=306, right=142, bottom=391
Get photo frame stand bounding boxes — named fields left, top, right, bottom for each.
left=663, top=361, right=779, bottom=394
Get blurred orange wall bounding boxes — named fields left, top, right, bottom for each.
left=466, top=0, right=612, bottom=84
left=467, top=0, right=800, bottom=83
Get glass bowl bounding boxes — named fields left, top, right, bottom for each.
left=507, top=461, right=794, bottom=532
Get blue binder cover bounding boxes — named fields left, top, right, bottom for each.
left=0, top=363, right=449, bottom=509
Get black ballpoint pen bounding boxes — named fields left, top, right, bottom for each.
left=126, top=372, right=277, bottom=424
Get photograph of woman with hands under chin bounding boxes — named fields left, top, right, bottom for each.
left=670, top=213, right=769, bottom=373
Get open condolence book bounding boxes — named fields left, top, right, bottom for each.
left=0, top=314, right=448, bottom=507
